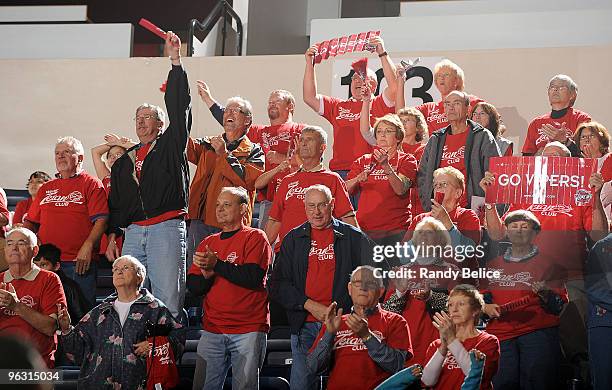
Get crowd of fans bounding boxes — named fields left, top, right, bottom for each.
left=0, top=31, right=611, bottom=390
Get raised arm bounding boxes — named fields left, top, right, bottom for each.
left=370, top=36, right=397, bottom=103
left=395, top=67, right=406, bottom=111
left=480, top=172, right=505, bottom=241
left=90, top=143, right=111, bottom=180
left=303, top=45, right=321, bottom=112
left=360, top=88, right=377, bottom=146
left=196, top=80, right=224, bottom=126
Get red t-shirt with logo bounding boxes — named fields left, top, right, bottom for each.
left=439, top=131, right=469, bottom=207
left=425, top=332, right=500, bottom=390
left=305, top=227, right=335, bottom=322
left=505, top=203, right=591, bottom=278
left=248, top=122, right=305, bottom=202
left=481, top=254, right=567, bottom=341
left=13, top=197, right=34, bottom=225
left=347, top=151, right=418, bottom=234
left=311, top=308, right=412, bottom=390
left=269, top=169, right=354, bottom=251
left=402, top=143, right=426, bottom=217
left=26, top=172, right=108, bottom=261
left=133, top=143, right=185, bottom=226
left=522, top=108, right=591, bottom=155
left=321, top=94, right=395, bottom=171
left=416, top=96, right=483, bottom=135
left=402, top=142, right=425, bottom=161
left=188, top=226, right=272, bottom=334
left=0, top=268, right=67, bottom=368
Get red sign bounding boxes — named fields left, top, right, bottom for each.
left=313, top=30, right=380, bottom=64
left=486, top=156, right=596, bottom=206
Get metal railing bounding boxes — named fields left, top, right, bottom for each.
left=187, top=0, right=243, bottom=56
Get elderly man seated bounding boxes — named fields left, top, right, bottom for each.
left=0, top=227, right=67, bottom=368
left=306, top=265, right=412, bottom=389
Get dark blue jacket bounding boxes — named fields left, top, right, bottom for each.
left=269, top=218, right=375, bottom=334
left=586, top=234, right=612, bottom=328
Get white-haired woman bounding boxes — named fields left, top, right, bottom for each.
left=57, top=255, right=185, bottom=389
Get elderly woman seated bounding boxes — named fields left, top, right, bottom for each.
left=57, top=255, right=185, bottom=389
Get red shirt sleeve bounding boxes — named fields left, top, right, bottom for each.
left=86, top=176, right=109, bottom=221
left=247, top=124, right=265, bottom=145
left=268, top=178, right=287, bottom=221
left=386, top=314, right=413, bottom=359
left=601, top=154, right=612, bottom=182
left=370, top=94, right=395, bottom=120
left=13, top=200, right=28, bottom=225
left=457, top=208, right=482, bottom=244
left=41, top=272, right=67, bottom=316
left=331, top=175, right=354, bottom=218
left=25, top=184, right=44, bottom=224
left=347, top=156, right=365, bottom=181
left=522, top=119, right=539, bottom=154
left=321, top=96, right=342, bottom=124
left=476, top=333, right=501, bottom=388
left=244, top=230, right=272, bottom=271
left=398, top=154, right=418, bottom=185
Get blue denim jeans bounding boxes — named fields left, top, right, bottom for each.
left=195, top=330, right=267, bottom=390
left=493, top=327, right=561, bottom=390
left=334, top=170, right=360, bottom=210
left=290, top=322, right=322, bottom=390
left=61, top=260, right=97, bottom=308
left=186, top=220, right=221, bottom=271
left=122, top=218, right=186, bottom=319
left=589, top=326, right=612, bottom=390
left=257, top=200, right=273, bottom=230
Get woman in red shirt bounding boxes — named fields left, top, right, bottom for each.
left=422, top=284, right=500, bottom=390
left=12, top=171, right=51, bottom=226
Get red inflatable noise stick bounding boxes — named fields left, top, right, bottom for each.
left=139, top=18, right=167, bottom=40
left=159, top=80, right=167, bottom=93
left=351, top=57, right=368, bottom=80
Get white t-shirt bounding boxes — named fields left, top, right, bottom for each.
left=113, top=296, right=140, bottom=326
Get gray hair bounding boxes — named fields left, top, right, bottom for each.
left=6, top=227, right=38, bottom=247
left=413, top=216, right=452, bottom=248
left=56, top=136, right=84, bottom=157
left=350, top=265, right=384, bottom=289
left=113, top=255, right=147, bottom=289
left=220, top=186, right=249, bottom=205
left=301, top=125, right=328, bottom=145
left=434, top=59, right=465, bottom=91
left=549, top=74, right=577, bottom=95
left=226, top=96, right=253, bottom=121
left=136, top=103, right=167, bottom=128
left=543, top=141, right=571, bottom=157
left=304, top=184, right=332, bottom=203
left=446, top=90, right=470, bottom=107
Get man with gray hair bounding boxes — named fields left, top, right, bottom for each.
left=265, top=126, right=357, bottom=254
left=306, top=265, right=412, bottom=389
left=0, top=227, right=67, bottom=368
left=186, top=95, right=265, bottom=270
left=270, top=184, right=373, bottom=389
left=24, top=136, right=108, bottom=307
left=522, top=74, right=591, bottom=156
left=105, top=32, right=190, bottom=319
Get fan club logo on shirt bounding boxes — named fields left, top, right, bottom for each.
left=526, top=204, right=573, bottom=217
left=262, top=131, right=292, bottom=149
left=336, top=107, right=361, bottom=122
left=285, top=181, right=308, bottom=200
left=309, top=241, right=334, bottom=261
left=427, top=107, right=447, bottom=125
left=148, top=341, right=173, bottom=365
left=135, top=159, right=144, bottom=173
left=2, top=295, right=35, bottom=316
left=444, top=352, right=461, bottom=370
left=369, top=167, right=388, bottom=181
left=487, top=269, right=533, bottom=287
left=40, top=189, right=84, bottom=207
left=225, top=252, right=238, bottom=263
left=334, top=329, right=384, bottom=351
left=441, top=145, right=465, bottom=165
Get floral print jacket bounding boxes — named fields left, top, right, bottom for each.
left=60, top=289, right=185, bottom=389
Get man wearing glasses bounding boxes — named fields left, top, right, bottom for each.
left=105, top=32, right=189, bottom=320
left=270, top=185, right=373, bottom=390
left=0, top=227, right=67, bottom=368
left=185, top=96, right=265, bottom=270
left=522, top=74, right=591, bottom=156
left=417, top=90, right=500, bottom=212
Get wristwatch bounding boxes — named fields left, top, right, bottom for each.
left=485, top=204, right=494, bottom=210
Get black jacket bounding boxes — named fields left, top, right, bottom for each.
left=269, top=219, right=375, bottom=334
left=108, top=64, right=192, bottom=234
left=57, top=270, right=91, bottom=324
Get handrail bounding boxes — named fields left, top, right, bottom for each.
left=187, top=0, right=243, bottom=56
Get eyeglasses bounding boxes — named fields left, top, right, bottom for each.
left=375, top=129, right=397, bottom=136
left=579, top=134, right=596, bottom=141
left=225, top=107, right=246, bottom=115
left=443, top=101, right=465, bottom=108
left=351, top=280, right=380, bottom=290
left=6, top=239, right=30, bottom=247
left=133, top=114, right=157, bottom=121
left=112, top=265, right=135, bottom=274
left=305, top=202, right=330, bottom=211
left=548, top=85, right=569, bottom=92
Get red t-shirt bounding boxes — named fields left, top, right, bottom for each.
left=522, top=108, right=591, bottom=154
left=347, top=151, right=418, bottom=234
left=26, top=172, right=108, bottom=261
left=402, top=142, right=425, bottom=161
left=269, top=169, right=354, bottom=251
left=401, top=143, right=426, bottom=217
left=602, top=153, right=612, bottom=182
left=13, top=197, right=33, bottom=225
left=0, top=191, right=8, bottom=239
left=416, top=96, right=483, bottom=135
left=321, top=94, right=394, bottom=171
left=305, top=227, right=335, bottom=322
left=248, top=122, right=305, bottom=202
left=187, top=226, right=272, bottom=334
left=311, top=307, right=412, bottom=390
left=425, top=332, right=500, bottom=390
left=0, top=267, right=67, bottom=368
left=505, top=203, right=591, bottom=278
left=407, top=207, right=481, bottom=245
left=439, top=130, right=469, bottom=207
left=133, top=144, right=184, bottom=226
left=481, top=254, right=567, bottom=341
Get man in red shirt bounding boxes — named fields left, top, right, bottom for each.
left=522, top=74, right=591, bottom=156
left=186, top=187, right=272, bottom=389
left=0, top=227, right=67, bottom=368
left=303, top=36, right=398, bottom=186
left=415, top=59, right=483, bottom=135
left=196, top=83, right=307, bottom=229
left=24, top=137, right=108, bottom=308
left=307, top=265, right=412, bottom=390
left=265, top=126, right=357, bottom=252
